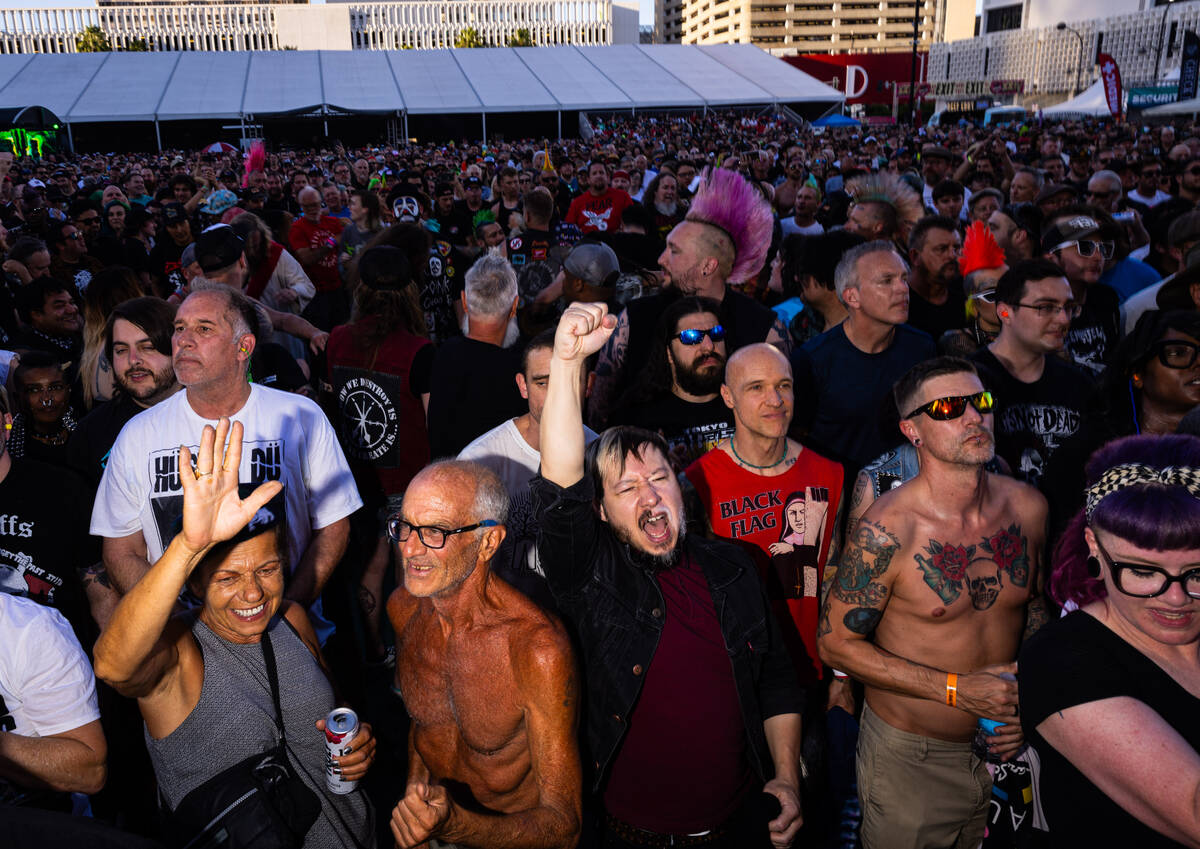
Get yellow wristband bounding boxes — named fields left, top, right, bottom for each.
left=946, top=672, right=958, bottom=707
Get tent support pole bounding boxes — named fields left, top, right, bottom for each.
left=557, top=110, right=561, bottom=138
left=154, top=119, right=162, bottom=152
left=482, top=113, right=487, bottom=142
left=324, top=119, right=329, bottom=137
left=403, top=112, right=409, bottom=141
left=66, top=122, right=75, bottom=154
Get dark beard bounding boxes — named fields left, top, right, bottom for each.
left=674, top=355, right=725, bottom=396
left=622, top=525, right=687, bottom=573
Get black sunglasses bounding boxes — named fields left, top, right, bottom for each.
left=677, top=325, right=725, bottom=345
left=905, top=390, right=994, bottom=421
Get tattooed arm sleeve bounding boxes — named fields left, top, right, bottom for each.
left=816, top=519, right=948, bottom=704
left=584, top=307, right=630, bottom=430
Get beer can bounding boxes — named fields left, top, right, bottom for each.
left=324, top=707, right=360, bottom=794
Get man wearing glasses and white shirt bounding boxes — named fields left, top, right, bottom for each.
left=1041, top=211, right=1122, bottom=377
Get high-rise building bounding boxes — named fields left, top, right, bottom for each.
left=656, top=0, right=943, bottom=54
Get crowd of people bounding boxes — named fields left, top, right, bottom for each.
left=1, top=107, right=1199, bottom=849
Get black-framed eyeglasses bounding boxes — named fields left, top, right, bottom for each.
left=1014, top=300, right=1083, bottom=320
left=1094, top=535, right=1200, bottom=599
left=677, top=325, right=725, bottom=345
left=1085, top=189, right=1115, bottom=200
left=386, top=518, right=498, bottom=549
left=1053, top=239, right=1115, bottom=260
left=1152, top=339, right=1200, bottom=369
left=1187, top=167, right=1200, bottom=176
left=905, top=390, right=994, bottom=421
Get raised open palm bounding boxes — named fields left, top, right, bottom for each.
left=178, top=418, right=283, bottom=556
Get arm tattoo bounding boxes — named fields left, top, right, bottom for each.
left=1023, top=595, right=1050, bottom=642
left=914, top=524, right=1029, bottom=609
left=357, top=585, right=377, bottom=616
left=829, top=520, right=900, bottom=635
left=79, top=562, right=112, bottom=589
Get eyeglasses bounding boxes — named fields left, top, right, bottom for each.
left=968, top=290, right=997, bottom=305
left=1094, top=535, right=1200, bottom=599
left=677, top=325, right=725, bottom=345
left=1085, top=189, right=1116, bottom=200
left=386, top=518, right=498, bottom=549
left=1187, top=167, right=1200, bottom=176
left=1014, top=300, right=1082, bottom=320
left=1053, top=239, right=1115, bottom=260
left=1141, top=170, right=1163, bottom=179
left=905, top=390, right=994, bottom=421
left=64, top=232, right=83, bottom=241
left=1152, top=339, right=1200, bottom=369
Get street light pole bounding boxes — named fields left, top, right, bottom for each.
left=1057, top=22, right=1085, bottom=97
left=1153, top=0, right=1177, bottom=85
left=909, top=0, right=920, bottom=125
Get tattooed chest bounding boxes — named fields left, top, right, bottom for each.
left=911, top=524, right=1031, bottom=611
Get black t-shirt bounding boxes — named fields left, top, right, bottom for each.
left=421, top=241, right=465, bottom=344
left=148, top=239, right=187, bottom=296
left=906, top=283, right=966, bottom=341
left=435, top=209, right=473, bottom=246
left=615, top=394, right=735, bottom=472
left=426, top=337, right=526, bottom=458
left=792, top=323, right=937, bottom=473
left=0, top=458, right=95, bottom=636
left=1066, top=282, right=1121, bottom=378
left=1021, top=611, right=1200, bottom=849
left=970, top=348, right=1104, bottom=530
left=66, top=393, right=145, bottom=489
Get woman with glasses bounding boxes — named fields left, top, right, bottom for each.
left=1021, top=434, right=1200, bottom=848
left=1104, top=310, right=1200, bottom=437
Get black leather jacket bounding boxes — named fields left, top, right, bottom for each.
left=532, top=474, right=804, bottom=792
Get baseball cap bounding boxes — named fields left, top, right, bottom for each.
left=564, top=242, right=620, bottom=289
left=194, top=224, right=245, bottom=273
left=181, top=243, right=197, bottom=268
left=162, top=202, right=188, bottom=225
left=1167, top=210, right=1200, bottom=248
left=464, top=176, right=482, bottom=188
left=200, top=188, right=238, bottom=216
left=1041, top=214, right=1101, bottom=254
left=921, top=145, right=955, bottom=162
left=1034, top=183, right=1077, bottom=207
left=613, top=169, right=630, bottom=181
left=26, top=178, right=45, bottom=189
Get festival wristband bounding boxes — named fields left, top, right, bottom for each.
left=946, top=672, right=958, bottom=708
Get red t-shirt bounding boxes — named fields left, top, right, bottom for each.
left=603, top=553, right=751, bottom=833
left=288, top=214, right=344, bottom=292
left=685, top=446, right=844, bottom=685
left=565, top=188, right=633, bottom=233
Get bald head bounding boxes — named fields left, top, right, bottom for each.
left=405, top=460, right=510, bottom=528
left=724, top=343, right=791, bottom=390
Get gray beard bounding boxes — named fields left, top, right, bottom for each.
left=654, top=201, right=678, bottom=217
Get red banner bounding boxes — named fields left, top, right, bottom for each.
left=1098, top=52, right=1123, bottom=119
left=784, top=54, right=926, bottom=106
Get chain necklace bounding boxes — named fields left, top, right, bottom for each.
left=729, top=435, right=788, bottom=470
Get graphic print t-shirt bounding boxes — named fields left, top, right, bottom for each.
left=684, top=446, right=844, bottom=684
left=288, top=214, right=345, bottom=292
left=565, top=188, right=634, bottom=233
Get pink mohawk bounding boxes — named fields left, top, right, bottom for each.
left=685, top=168, right=773, bottom=283
left=243, top=141, right=265, bottom=189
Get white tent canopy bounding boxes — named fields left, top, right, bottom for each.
left=1042, top=79, right=1112, bottom=118
left=0, top=44, right=843, bottom=125
left=1145, top=93, right=1200, bottom=116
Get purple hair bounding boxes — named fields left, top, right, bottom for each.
left=685, top=168, right=773, bottom=283
left=1050, top=434, right=1200, bottom=609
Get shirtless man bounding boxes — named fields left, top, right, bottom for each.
left=386, top=461, right=582, bottom=849
left=818, top=356, right=1048, bottom=849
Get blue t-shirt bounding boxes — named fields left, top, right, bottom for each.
left=1100, top=256, right=1161, bottom=302
left=791, top=323, right=936, bottom=473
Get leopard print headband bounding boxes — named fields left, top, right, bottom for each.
left=1085, top=463, right=1200, bottom=519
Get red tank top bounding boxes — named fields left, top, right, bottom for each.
left=684, top=445, right=844, bottom=684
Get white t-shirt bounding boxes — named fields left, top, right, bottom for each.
left=91, top=384, right=362, bottom=569
left=459, top=418, right=597, bottom=574
left=779, top=218, right=825, bottom=237
left=0, top=592, right=99, bottom=739
left=1127, top=188, right=1173, bottom=209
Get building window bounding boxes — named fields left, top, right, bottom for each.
left=984, top=3, right=1021, bottom=33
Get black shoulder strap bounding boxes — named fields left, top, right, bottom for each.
left=259, top=629, right=286, bottom=744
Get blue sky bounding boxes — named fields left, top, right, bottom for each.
left=0, top=0, right=657, bottom=25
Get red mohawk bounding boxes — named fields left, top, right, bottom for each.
left=959, top=220, right=1006, bottom=277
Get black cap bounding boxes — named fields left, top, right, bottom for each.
left=195, top=224, right=245, bottom=273
left=251, top=341, right=308, bottom=392
left=162, top=202, right=188, bottom=224
left=464, top=176, right=482, bottom=188
left=358, top=246, right=413, bottom=291
left=1040, top=214, right=1101, bottom=254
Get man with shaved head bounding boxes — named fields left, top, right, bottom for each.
left=288, top=184, right=346, bottom=330
left=386, top=459, right=582, bottom=849
left=683, top=343, right=845, bottom=689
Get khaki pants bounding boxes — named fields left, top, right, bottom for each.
left=857, top=702, right=991, bottom=849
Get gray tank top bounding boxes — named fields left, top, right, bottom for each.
left=145, top=614, right=374, bottom=849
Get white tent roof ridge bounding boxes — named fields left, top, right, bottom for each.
left=1042, top=79, right=1111, bottom=118
left=0, top=45, right=841, bottom=124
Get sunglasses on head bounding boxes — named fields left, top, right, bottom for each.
left=905, top=390, right=994, bottom=421
left=677, top=325, right=725, bottom=345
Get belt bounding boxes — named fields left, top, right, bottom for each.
left=604, top=812, right=725, bottom=848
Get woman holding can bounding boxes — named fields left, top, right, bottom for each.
left=94, top=418, right=376, bottom=848
left=1020, top=434, right=1200, bottom=848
